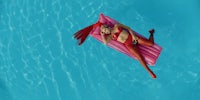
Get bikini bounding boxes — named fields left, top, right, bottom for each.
left=112, top=27, right=133, bottom=45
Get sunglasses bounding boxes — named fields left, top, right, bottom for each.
left=101, top=26, right=111, bottom=34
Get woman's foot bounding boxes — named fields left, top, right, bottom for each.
left=151, top=72, right=156, bottom=79
left=149, top=29, right=155, bottom=34
left=148, top=29, right=155, bottom=45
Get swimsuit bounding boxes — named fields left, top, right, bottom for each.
left=112, top=27, right=123, bottom=40
left=112, top=27, right=133, bottom=45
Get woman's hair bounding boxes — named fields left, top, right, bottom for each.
left=100, top=24, right=110, bottom=32
left=101, top=24, right=109, bottom=29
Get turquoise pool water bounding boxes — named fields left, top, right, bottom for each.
left=0, top=0, right=200, bottom=100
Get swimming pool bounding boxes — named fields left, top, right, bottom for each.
left=0, top=0, right=200, bottom=100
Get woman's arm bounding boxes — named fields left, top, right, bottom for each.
left=101, top=33, right=112, bottom=45
left=115, top=23, right=137, bottom=41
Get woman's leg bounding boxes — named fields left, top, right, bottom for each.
left=137, top=29, right=155, bottom=46
left=148, top=29, right=154, bottom=44
left=126, top=44, right=156, bottom=78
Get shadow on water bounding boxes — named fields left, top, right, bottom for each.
left=0, top=78, right=13, bottom=100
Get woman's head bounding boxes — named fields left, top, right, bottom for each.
left=101, top=24, right=111, bottom=34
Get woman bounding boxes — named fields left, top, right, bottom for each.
left=74, top=22, right=156, bottom=78
left=100, top=23, right=156, bottom=78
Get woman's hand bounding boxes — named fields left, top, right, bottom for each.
left=129, top=29, right=137, bottom=41
left=101, top=32, right=107, bottom=44
left=101, top=31, right=112, bottom=45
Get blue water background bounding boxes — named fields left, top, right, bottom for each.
left=0, top=0, right=200, bottom=100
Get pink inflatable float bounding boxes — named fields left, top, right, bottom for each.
left=74, top=13, right=162, bottom=78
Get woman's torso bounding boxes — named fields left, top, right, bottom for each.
left=111, top=26, right=131, bottom=43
